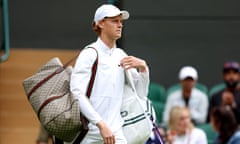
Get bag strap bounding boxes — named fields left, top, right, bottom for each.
left=86, top=47, right=98, bottom=98
left=150, top=115, right=165, bottom=144
left=73, top=47, right=98, bottom=144
left=53, top=47, right=98, bottom=144
left=27, top=51, right=80, bottom=99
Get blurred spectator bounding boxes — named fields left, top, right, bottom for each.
left=166, top=106, right=207, bottom=144
left=163, top=66, right=209, bottom=125
left=210, top=106, right=240, bottom=144
left=207, top=61, right=240, bottom=124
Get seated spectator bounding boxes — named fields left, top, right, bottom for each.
left=166, top=106, right=207, bottom=144
left=207, top=61, right=240, bottom=124
left=210, top=106, right=240, bottom=144
left=163, top=66, right=209, bottom=125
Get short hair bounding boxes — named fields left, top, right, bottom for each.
left=92, top=21, right=101, bottom=36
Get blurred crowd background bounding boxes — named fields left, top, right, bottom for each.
left=1, top=0, right=240, bottom=143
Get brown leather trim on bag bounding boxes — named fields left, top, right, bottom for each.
left=27, top=53, right=78, bottom=100
left=27, top=67, right=65, bottom=99
left=72, top=115, right=89, bottom=144
left=37, top=93, right=67, bottom=118
left=86, top=53, right=98, bottom=98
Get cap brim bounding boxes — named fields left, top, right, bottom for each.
left=181, top=76, right=196, bottom=80
left=105, top=10, right=129, bottom=20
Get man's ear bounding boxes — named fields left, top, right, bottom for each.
left=98, top=20, right=104, bottom=28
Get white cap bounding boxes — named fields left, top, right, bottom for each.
left=94, top=4, right=130, bottom=25
left=179, top=66, right=198, bottom=80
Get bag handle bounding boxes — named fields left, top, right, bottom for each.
left=86, top=47, right=98, bottom=98
left=36, top=47, right=98, bottom=118
left=34, top=47, right=98, bottom=144
left=27, top=52, right=79, bottom=99
left=27, top=47, right=97, bottom=99
left=54, top=47, right=98, bottom=144
left=73, top=47, right=98, bottom=144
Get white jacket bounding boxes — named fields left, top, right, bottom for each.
left=163, top=88, right=209, bottom=124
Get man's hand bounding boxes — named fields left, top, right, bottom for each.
left=97, top=121, right=115, bottom=144
left=222, top=91, right=235, bottom=106
left=120, top=56, right=148, bottom=72
left=166, top=130, right=176, bottom=144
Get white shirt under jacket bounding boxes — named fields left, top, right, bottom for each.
left=70, top=38, right=149, bottom=133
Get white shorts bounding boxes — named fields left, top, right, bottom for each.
left=80, top=128, right=127, bottom=144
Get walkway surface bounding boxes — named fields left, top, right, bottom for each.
left=0, top=48, right=79, bottom=144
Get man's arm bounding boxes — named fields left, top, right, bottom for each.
left=190, top=91, right=209, bottom=124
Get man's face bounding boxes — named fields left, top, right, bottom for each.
left=180, top=77, right=196, bottom=91
left=99, top=15, right=123, bottom=40
left=223, top=69, right=240, bottom=88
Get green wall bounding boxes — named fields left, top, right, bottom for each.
left=123, top=0, right=240, bottom=88
left=7, top=0, right=240, bottom=88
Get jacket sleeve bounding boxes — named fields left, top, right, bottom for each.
left=162, top=93, right=174, bottom=124
left=230, top=135, right=240, bottom=144
left=70, top=48, right=102, bottom=125
left=130, top=67, right=150, bottom=99
left=190, top=91, right=209, bottom=124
